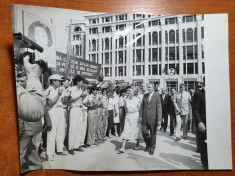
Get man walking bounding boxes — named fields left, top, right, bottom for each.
left=193, top=81, right=208, bottom=169
left=173, top=83, right=191, bottom=141
left=160, top=88, right=170, bottom=132
left=169, top=88, right=176, bottom=136
left=140, top=83, right=162, bottom=155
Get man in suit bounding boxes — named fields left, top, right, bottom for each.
left=169, top=88, right=176, bottom=136
left=173, top=83, right=191, bottom=141
left=160, top=88, right=170, bottom=132
left=140, top=83, right=162, bottom=155
left=193, top=81, right=208, bottom=169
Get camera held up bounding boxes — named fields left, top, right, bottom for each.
left=13, top=32, right=48, bottom=72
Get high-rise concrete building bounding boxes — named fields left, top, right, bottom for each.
left=70, top=14, right=205, bottom=91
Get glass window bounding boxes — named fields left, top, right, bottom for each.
left=159, top=31, right=162, bottom=44
left=187, top=29, right=193, bottom=42
left=186, top=16, right=194, bottom=22
left=202, top=45, right=204, bottom=58
left=104, top=68, right=109, bottom=77
left=105, top=17, right=111, bottom=22
left=118, top=67, right=123, bottom=76
left=136, top=66, right=141, bottom=75
left=152, top=48, right=158, bottom=61
left=124, top=66, right=126, bottom=76
left=119, top=15, right=124, bottom=20
left=152, top=20, right=159, bottom=26
left=183, top=46, right=186, bottom=60
left=152, top=32, right=158, bottom=45
left=195, top=63, right=198, bottom=74
left=166, top=81, right=178, bottom=92
left=119, top=51, right=123, bottom=63
left=187, top=46, right=194, bottom=59
left=159, top=64, right=161, bottom=75
left=159, top=48, right=161, bottom=61
left=137, top=34, right=142, bottom=46
left=176, top=30, right=179, bottom=43
left=169, top=47, right=175, bottom=60
left=136, top=49, right=141, bottom=62
left=165, top=47, right=168, bottom=61
left=183, top=29, right=185, bottom=42
left=116, top=24, right=126, bottom=31
left=165, top=31, right=168, bottom=44
left=105, top=38, right=109, bottom=50
left=92, top=40, right=96, bottom=51
left=184, top=81, right=196, bottom=91
left=194, top=28, right=197, bottom=42
left=91, top=54, right=96, bottom=62
left=148, top=65, right=151, bottom=75
left=152, top=65, right=158, bottom=75
left=119, top=37, right=123, bottom=48
left=201, top=27, right=204, bottom=39
left=194, top=45, right=198, bottom=59
left=187, top=63, right=194, bottom=74
left=105, top=53, right=109, bottom=64
left=183, top=63, right=186, bottom=74
left=202, top=62, right=205, bottom=74
left=169, top=30, right=175, bottom=43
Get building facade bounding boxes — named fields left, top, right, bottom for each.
left=70, top=14, right=205, bottom=91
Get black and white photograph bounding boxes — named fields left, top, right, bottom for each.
left=11, top=4, right=232, bottom=173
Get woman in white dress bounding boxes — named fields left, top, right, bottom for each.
left=119, top=87, right=141, bottom=153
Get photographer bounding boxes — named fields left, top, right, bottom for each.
left=17, top=55, right=46, bottom=173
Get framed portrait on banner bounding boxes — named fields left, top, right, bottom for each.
left=22, top=11, right=56, bottom=68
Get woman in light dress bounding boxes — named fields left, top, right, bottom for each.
left=119, top=87, right=142, bottom=153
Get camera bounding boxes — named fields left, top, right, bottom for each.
left=13, top=32, right=48, bottom=71
left=13, top=32, right=43, bottom=64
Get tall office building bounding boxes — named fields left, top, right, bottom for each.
left=70, top=14, right=205, bottom=91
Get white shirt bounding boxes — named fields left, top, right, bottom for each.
left=45, top=86, right=64, bottom=108
left=148, top=91, right=154, bottom=102
left=69, top=86, right=83, bottom=108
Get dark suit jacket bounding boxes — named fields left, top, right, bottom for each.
left=168, top=94, right=175, bottom=115
left=140, top=92, right=162, bottom=126
left=161, top=94, right=170, bottom=116
left=192, top=89, right=206, bottom=124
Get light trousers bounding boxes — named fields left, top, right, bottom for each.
left=87, top=109, right=98, bottom=145
left=68, top=106, right=86, bottom=150
left=47, top=107, right=65, bottom=155
left=175, top=114, right=188, bottom=138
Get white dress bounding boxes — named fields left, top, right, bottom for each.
left=121, top=96, right=141, bottom=140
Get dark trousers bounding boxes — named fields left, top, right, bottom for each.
left=170, top=113, right=176, bottom=135
left=142, top=122, right=157, bottom=149
left=106, top=110, right=114, bottom=137
left=198, top=120, right=208, bottom=169
left=161, top=113, right=168, bottom=131
left=119, top=107, right=125, bottom=133
left=20, top=129, right=42, bottom=173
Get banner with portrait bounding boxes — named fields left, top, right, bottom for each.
left=22, top=11, right=56, bottom=68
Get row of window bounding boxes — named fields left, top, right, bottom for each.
left=88, top=28, right=204, bottom=53
left=87, top=15, right=203, bottom=26
left=103, top=62, right=205, bottom=77
left=97, top=44, right=204, bottom=65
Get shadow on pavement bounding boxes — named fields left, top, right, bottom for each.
left=163, top=140, right=196, bottom=152
left=127, top=153, right=178, bottom=170
left=159, top=153, right=203, bottom=170
left=110, top=140, right=145, bottom=151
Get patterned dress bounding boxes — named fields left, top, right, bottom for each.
left=121, top=96, right=141, bottom=140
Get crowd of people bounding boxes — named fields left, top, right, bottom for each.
left=16, top=56, right=208, bottom=172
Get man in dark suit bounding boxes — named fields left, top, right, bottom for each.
left=192, top=81, right=208, bottom=170
left=169, top=88, right=176, bottom=136
left=160, top=88, right=170, bottom=132
left=140, top=83, right=162, bottom=155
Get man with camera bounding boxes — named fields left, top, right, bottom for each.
left=17, top=55, right=46, bottom=173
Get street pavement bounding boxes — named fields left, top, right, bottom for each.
left=41, top=128, right=203, bottom=171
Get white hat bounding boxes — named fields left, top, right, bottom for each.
left=49, top=74, right=63, bottom=80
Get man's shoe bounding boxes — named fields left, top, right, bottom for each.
left=76, top=147, right=84, bottom=152
left=56, top=151, right=68, bottom=155
left=169, top=133, right=174, bottom=136
left=163, top=130, right=166, bottom=132
left=183, top=137, right=188, bottom=140
left=160, top=127, right=163, bottom=131
left=149, top=148, right=155, bottom=155
left=175, top=137, right=181, bottom=142
left=144, top=146, right=149, bottom=152
left=68, top=149, right=75, bottom=155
